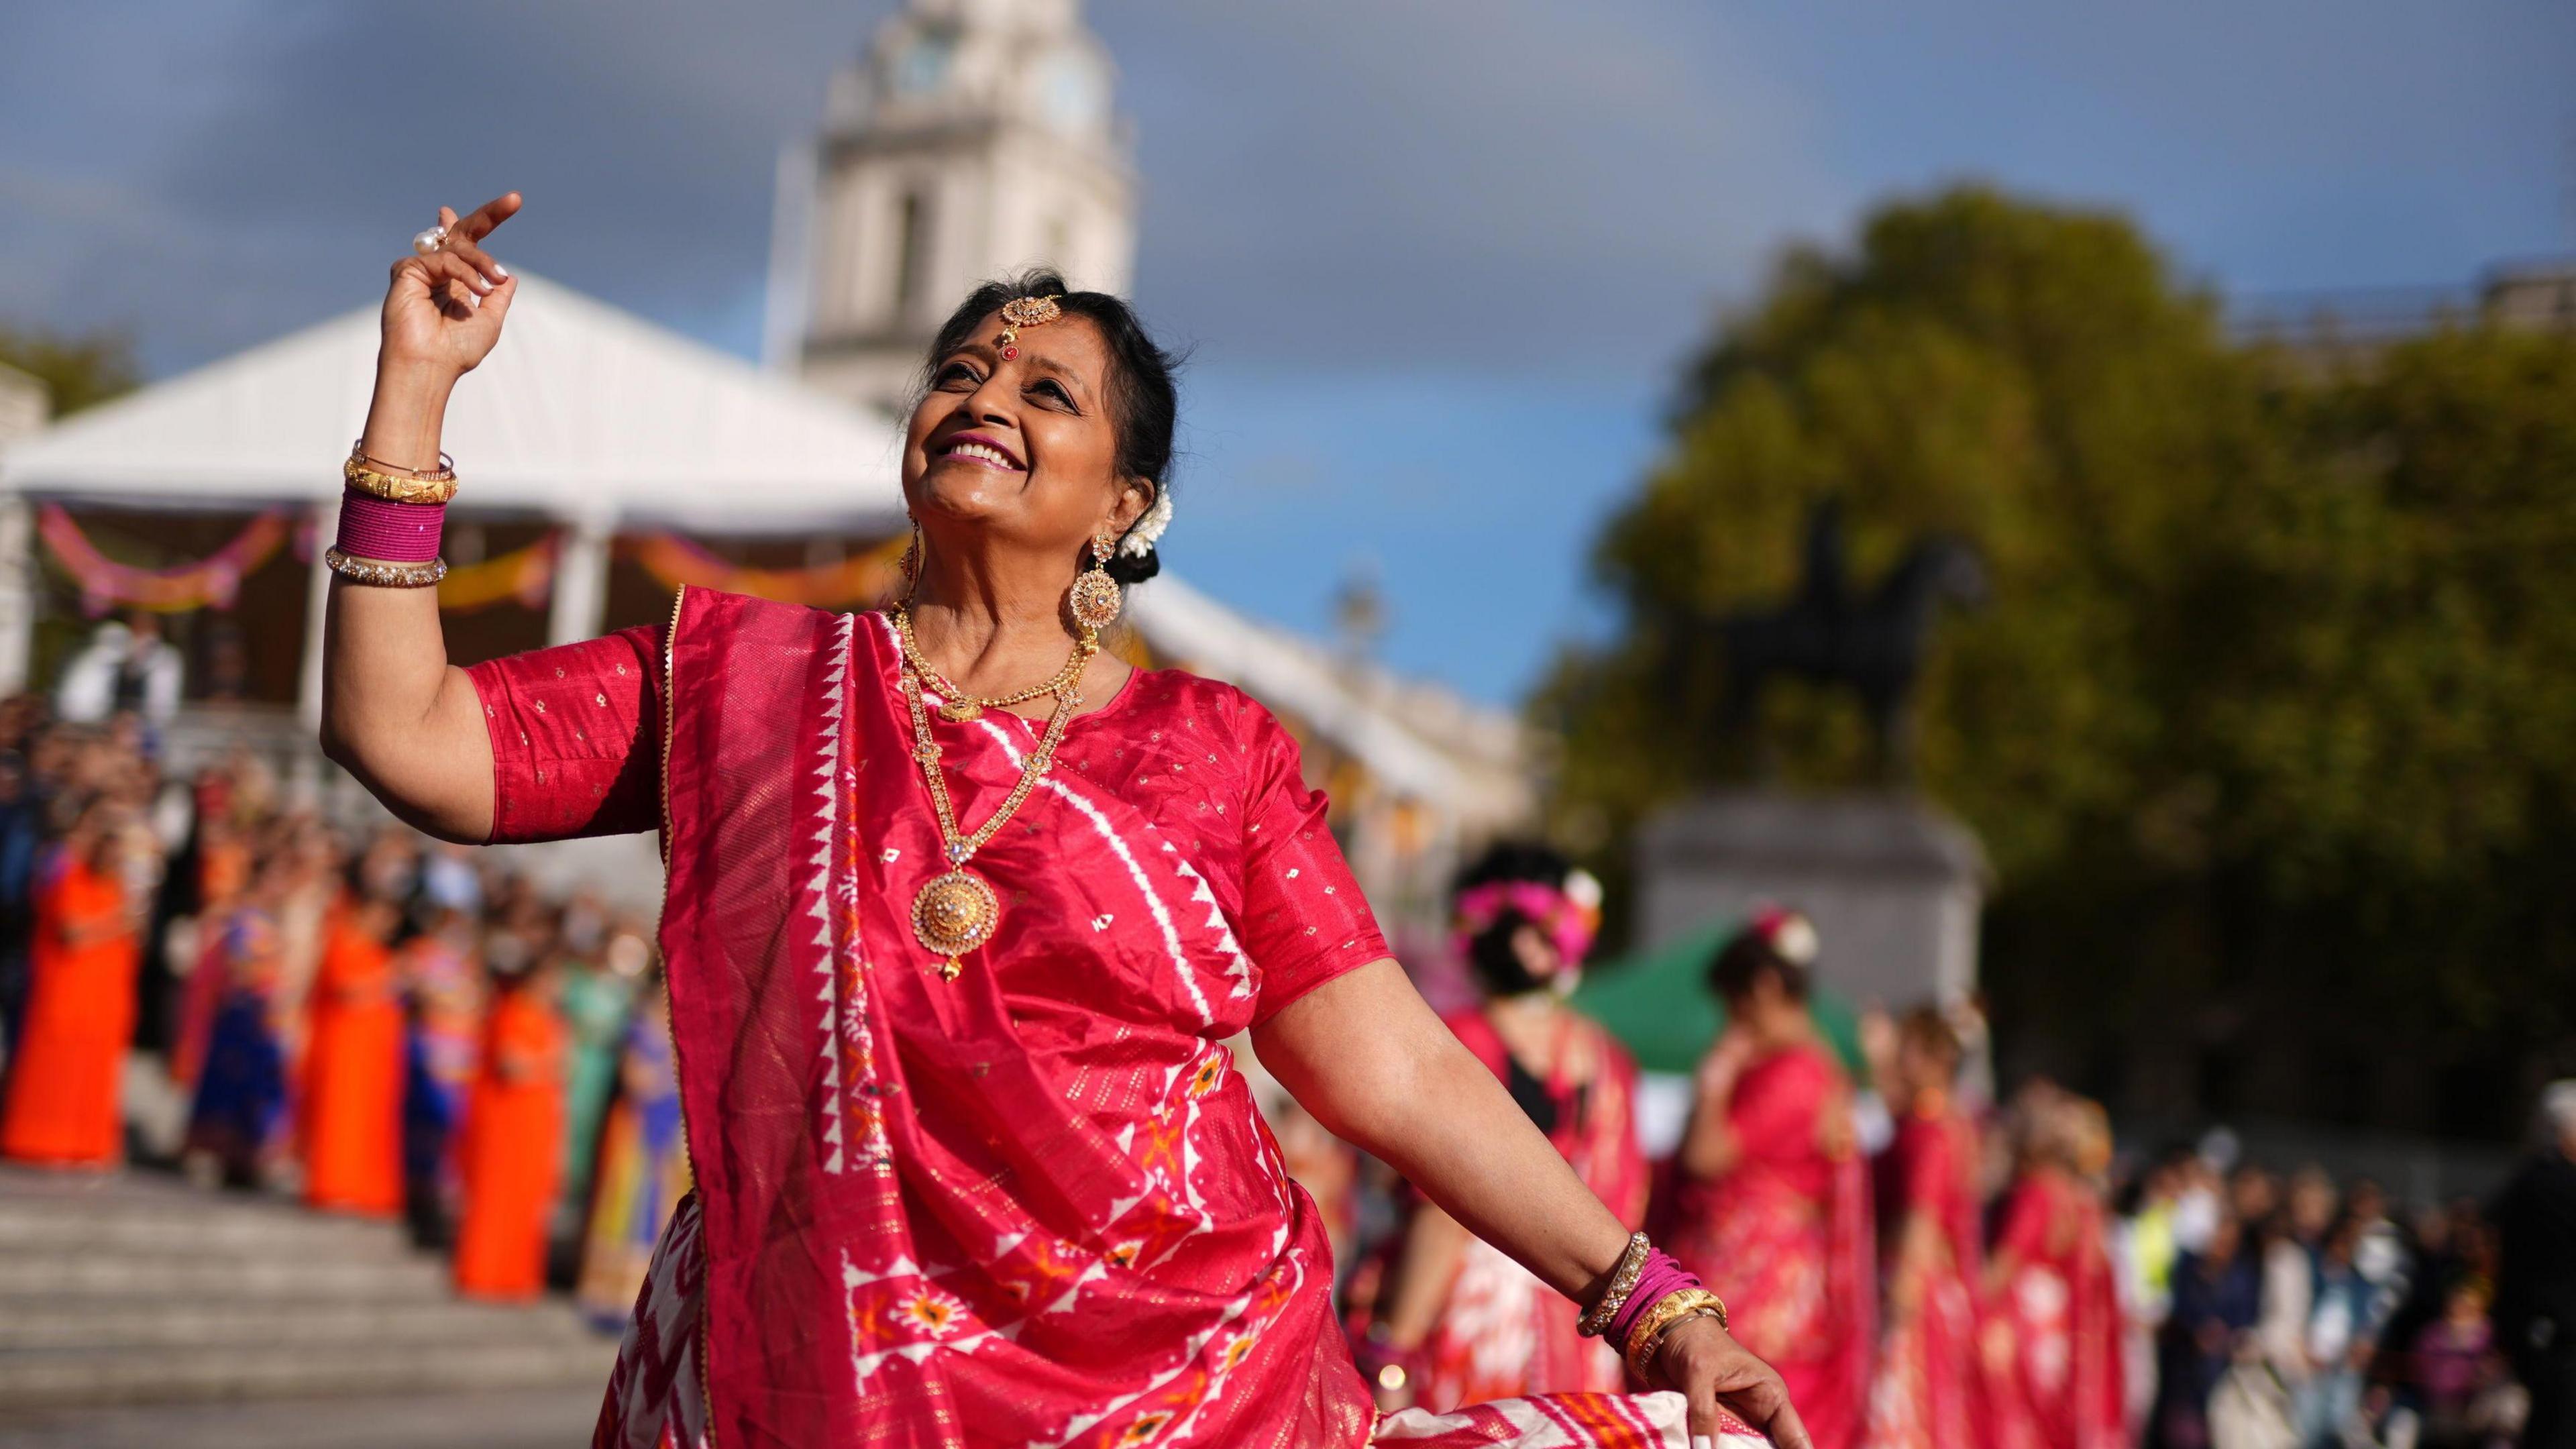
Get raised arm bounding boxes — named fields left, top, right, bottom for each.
left=1253, top=959, right=1811, bottom=1448
left=317, top=195, right=521, bottom=842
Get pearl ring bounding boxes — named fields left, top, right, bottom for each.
left=411, top=224, right=449, bottom=256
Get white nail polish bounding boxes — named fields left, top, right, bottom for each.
left=1691, top=1437, right=1715, bottom=1449
left=492, top=262, right=510, bottom=280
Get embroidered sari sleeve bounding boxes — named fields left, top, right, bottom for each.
left=1234, top=702, right=1391, bottom=1025
left=464, top=625, right=665, bottom=844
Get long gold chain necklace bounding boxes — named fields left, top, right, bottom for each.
left=892, top=606, right=1086, bottom=722
left=890, top=603, right=1097, bottom=979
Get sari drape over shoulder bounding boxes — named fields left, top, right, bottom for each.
left=1982, top=1169, right=2125, bottom=1449
left=1666, top=1041, right=1876, bottom=1449
left=1861, top=1106, right=1982, bottom=1449
left=468, top=591, right=1760, bottom=1449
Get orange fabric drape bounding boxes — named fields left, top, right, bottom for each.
left=452, top=986, right=565, bottom=1299
left=1, top=860, right=138, bottom=1167
left=296, top=911, right=405, bottom=1216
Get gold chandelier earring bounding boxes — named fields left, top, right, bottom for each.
left=1067, top=529, right=1122, bottom=636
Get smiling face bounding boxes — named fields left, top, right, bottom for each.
left=903, top=307, right=1147, bottom=571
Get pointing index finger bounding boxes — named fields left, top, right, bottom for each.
left=454, top=192, right=523, bottom=244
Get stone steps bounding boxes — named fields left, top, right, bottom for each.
left=0, top=1165, right=617, bottom=1412
left=0, top=1338, right=619, bottom=1412
left=0, top=1297, right=598, bottom=1353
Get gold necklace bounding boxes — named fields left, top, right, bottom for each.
left=892, top=607, right=1089, bottom=722
left=890, top=604, right=1094, bottom=979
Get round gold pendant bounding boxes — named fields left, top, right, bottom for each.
left=912, top=868, right=1000, bottom=979
left=938, top=696, right=983, bottom=722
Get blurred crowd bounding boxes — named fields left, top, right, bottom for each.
left=2115, top=1138, right=2548, bottom=1449
left=0, top=690, right=688, bottom=1322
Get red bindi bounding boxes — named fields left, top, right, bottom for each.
left=1001, top=345, right=1019, bottom=360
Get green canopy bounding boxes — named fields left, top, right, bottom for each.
left=1569, top=920, right=1868, bottom=1081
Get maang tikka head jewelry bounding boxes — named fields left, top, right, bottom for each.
left=994, top=294, right=1061, bottom=362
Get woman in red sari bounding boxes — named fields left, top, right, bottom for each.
left=320, top=192, right=1809, bottom=1449
left=1362, top=843, right=1647, bottom=1411
left=1668, top=911, right=1876, bottom=1449
left=1, top=805, right=137, bottom=1167
left=298, top=893, right=407, bottom=1215
left=1980, top=1095, right=2123, bottom=1449
left=452, top=954, right=566, bottom=1299
left=1860, top=1010, right=1981, bottom=1449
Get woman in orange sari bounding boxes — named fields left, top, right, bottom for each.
left=298, top=893, right=407, bottom=1215
left=451, top=954, right=566, bottom=1300
left=1362, top=843, right=1646, bottom=1411
left=1, top=805, right=137, bottom=1167
left=1668, top=910, right=1877, bottom=1449
left=1980, top=1095, right=2125, bottom=1449
left=1861, top=1009, right=1982, bottom=1449
left=320, top=189, right=1806, bottom=1449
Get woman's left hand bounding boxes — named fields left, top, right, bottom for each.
left=1655, top=1316, right=1811, bottom=1449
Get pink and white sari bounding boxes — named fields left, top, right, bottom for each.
left=464, top=590, right=1761, bottom=1449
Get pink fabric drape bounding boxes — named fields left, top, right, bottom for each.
left=1666, top=1041, right=1876, bottom=1449
left=1861, top=1107, right=1982, bottom=1449
left=1979, top=1169, right=2125, bottom=1449
left=465, top=591, right=1758, bottom=1449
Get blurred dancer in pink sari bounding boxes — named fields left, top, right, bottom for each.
left=1981, top=1095, right=2125, bottom=1449
left=1361, top=844, right=1647, bottom=1411
left=1861, top=1009, right=1981, bottom=1449
left=1670, top=911, right=1877, bottom=1449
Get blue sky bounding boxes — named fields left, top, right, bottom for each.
left=2, top=0, right=2569, bottom=702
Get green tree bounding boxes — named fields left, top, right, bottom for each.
left=1546, top=186, right=2576, bottom=1134
left=0, top=321, right=140, bottom=417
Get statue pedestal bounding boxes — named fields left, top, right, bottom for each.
left=1634, top=792, right=1986, bottom=1009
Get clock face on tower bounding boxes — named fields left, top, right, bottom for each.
left=894, top=27, right=958, bottom=97
left=1038, top=49, right=1106, bottom=133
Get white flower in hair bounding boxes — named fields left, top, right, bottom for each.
left=1120, top=486, right=1174, bottom=559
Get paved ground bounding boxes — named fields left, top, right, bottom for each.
left=0, top=1387, right=600, bottom=1449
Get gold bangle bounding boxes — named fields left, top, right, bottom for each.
left=349, top=439, right=455, bottom=480
left=324, top=547, right=448, bottom=588
left=1578, top=1232, right=1654, bottom=1338
left=343, top=457, right=461, bottom=504
left=1623, top=1287, right=1729, bottom=1387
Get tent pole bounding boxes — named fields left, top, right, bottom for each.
left=547, top=518, right=611, bottom=646
left=0, top=495, right=30, bottom=696
left=297, top=496, right=337, bottom=732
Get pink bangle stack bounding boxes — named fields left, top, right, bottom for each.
left=1606, top=1249, right=1701, bottom=1352
left=337, top=488, right=446, bottom=563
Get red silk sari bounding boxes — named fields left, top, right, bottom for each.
left=466, top=592, right=1756, bottom=1449
left=1413, top=1008, right=1646, bottom=1408
left=1861, top=1106, right=1981, bottom=1449
left=1666, top=1041, right=1876, bottom=1449
left=1980, top=1169, right=2124, bottom=1449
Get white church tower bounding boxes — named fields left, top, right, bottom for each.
left=781, top=0, right=1137, bottom=415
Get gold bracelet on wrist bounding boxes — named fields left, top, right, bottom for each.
left=343, top=456, right=461, bottom=505
left=324, top=547, right=448, bottom=588
left=1578, top=1232, right=1654, bottom=1338
left=349, top=439, right=455, bottom=478
left=1623, top=1287, right=1729, bottom=1387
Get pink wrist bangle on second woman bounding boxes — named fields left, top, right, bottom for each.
left=1606, top=1250, right=1703, bottom=1352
